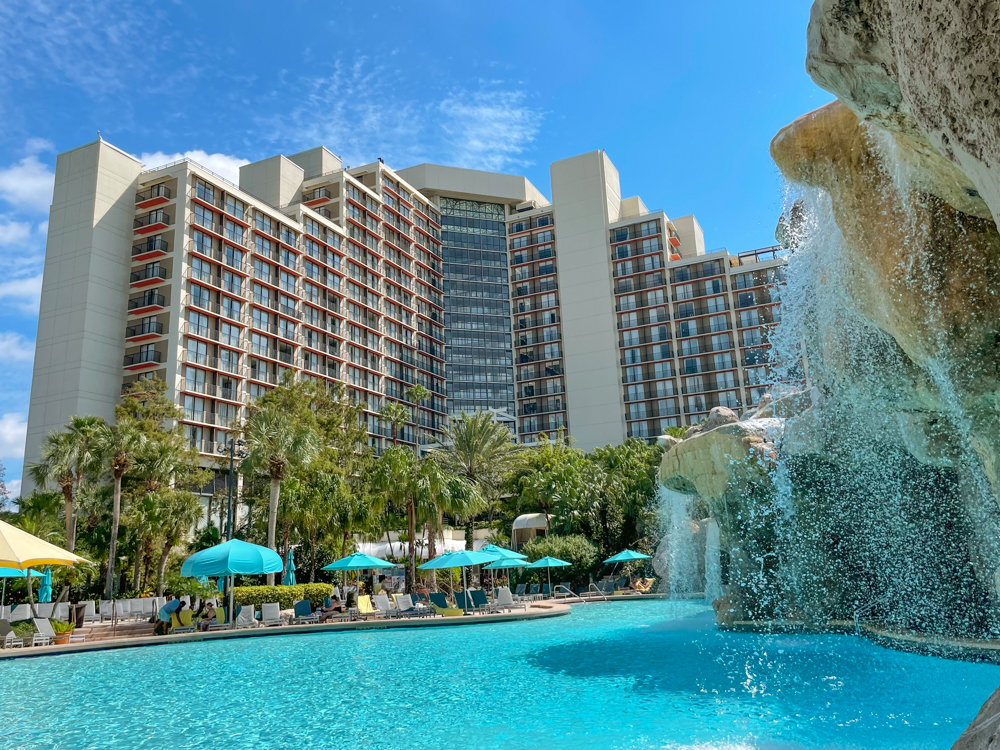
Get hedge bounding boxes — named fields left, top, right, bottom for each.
left=232, top=583, right=334, bottom=609
left=520, top=534, right=599, bottom=587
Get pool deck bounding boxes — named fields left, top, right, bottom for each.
left=0, top=601, right=571, bottom=661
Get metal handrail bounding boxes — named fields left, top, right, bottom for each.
left=553, top=584, right=577, bottom=601
left=585, top=583, right=608, bottom=602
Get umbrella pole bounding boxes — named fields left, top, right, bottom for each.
left=462, top=567, right=468, bottom=614
left=26, top=570, right=36, bottom=619
left=547, top=568, right=552, bottom=598
left=2, top=578, right=5, bottom=607
left=229, top=575, right=234, bottom=630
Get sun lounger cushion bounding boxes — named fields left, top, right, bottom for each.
left=293, top=600, right=312, bottom=619
left=470, top=589, right=491, bottom=610
left=432, top=605, right=463, bottom=617
left=429, top=592, right=450, bottom=609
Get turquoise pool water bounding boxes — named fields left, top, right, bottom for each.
left=1, top=601, right=997, bottom=749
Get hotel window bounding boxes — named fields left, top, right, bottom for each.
left=649, top=307, right=667, bottom=324
left=196, top=181, right=215, bottom=204
left=742, top=329, right=763, bottom=347
left=714, top=352, right=733, bottom=370
left=639, top=220, right=658, bottom=237
left=647, top=289, right=665, bottom=306
left=681, top=338, right=700, bottom=356
left=542, top=326, right=559, bottom=342
left=615, top=244, right=631, bottom=260
left=750, top=386, right=768, bottom=405
left=619, top=295, right=637, bottom=311
left=654, top=361, right=671, bottom=379
left=626, top=366, right=643, bottom=383
left=222, top=297, right=241, bottom=320
left=616, top=260, right=634, bottom=277
left=185, top=366, right=205, bottom=391
left=256, top=213, right=272, bottom=235
left=192, top=230, right=212, bottom=254
left=225, top=245, right=244, bottom=269
left=627, top=384, right=644, bottom=401
left=706, top=296, right=726, bottom=314
left=687, top=395, right=707, bottom=413
left=656, top=382, right=676, bottom=399
left=640, top=237, right=659, bottom=253
left=535, top=230, right=552, bottom=244
left=685, top=375, right=704, bottom=393
left=683, top=358, right=701, bottom=375
left=194, top=204, right=216, bottom=231
left=511, top=221, right=526, bottom=233
left=511, top=236, right=528, bottom=250
left=709, top=314, right=728, bottom=333
left=716, top=371, right=736, bottom=389
left=621, top=329, right=639, bottom=347
left=536, top=216, right=552, bottom=228
left=613, top=228, right=629, bottom=243
left=711, top=333, right=731, bottom=351
left=221, top=322, right=240, bottom=347
left=223, top=271, right=242, bottom=296
left=674, top=284, right=693, bottom=301
left=540, top=293, right=556, bottom=309
left=651, top=325, right=669, bottom=343
left=629, top=403, right=647, bottom=420
left=623, top=348, right=641, bottom=365
left=738, top=291, right=758, bottom=308
left=620, top=312, right=637, bottom=329
left=543, top=343, right=560, bottom=360
left=677, top=302, right=695, bottom=318
left=746, top=367, right=765, bottom=385
left=705, top=278, right=724, bottom=295
left=225, top=220, right=244, bottom=245
left=740, top=309, right=760, bottom=328
left=719, top=390, right=740, bottom=409
left=190, top=284, right=211, bottom=309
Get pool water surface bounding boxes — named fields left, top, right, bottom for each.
left=0, top=600, right=996, bottom=749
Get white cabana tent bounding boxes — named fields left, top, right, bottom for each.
left=512, top=513, right=554, bottom=551
left=356, top=537, right=486, bottom=560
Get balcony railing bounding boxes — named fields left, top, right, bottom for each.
left=136, top=184, right=171, bottom=203
left=510, top=246, right=555, bottom=266
left=130, top=267, right=168, bottom=284
left=132, top=238, right=169, bottom=258
left=134, top=210, right=170, bottom=229
left=681, top=381, right=740, bottom=395
left=670, top=264, right=726, bottom=284
left=614, top=277, right=666, bottom=295
left=617, top=313, right=668, bottom=329
left=125, top=321, right=163, bottom=338
left=128, top=293, right=165, bottom=311
left=674, top=301, right=730, bottom=319
left=673, top=281, right=729, bottom=301
left=684, top=395, right=743, bottom=413
left=518, top=402, right=566, bottom=416
left=305, top=187, right=332, bottom=203
left=123, top=350, right=162, bottom=366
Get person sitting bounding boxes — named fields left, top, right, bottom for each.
left=198, top=601, right=217, bottom=632
left=317, top=597, right=346, bottom=623
left=155, top=595, right=180, bottom=635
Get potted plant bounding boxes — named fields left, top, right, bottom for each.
left=50, top=619, right=75, bottom=645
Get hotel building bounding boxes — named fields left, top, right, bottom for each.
left=23, top=142, right=784, bottom=491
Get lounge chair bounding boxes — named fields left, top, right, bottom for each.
left=426, top=593, right=462, bottom=617
left=34, top=617, right=85, bottom=645
left=0, top=620, right=23, bottom=648
left=236, top=604, right=258, bottom=628
left=514, top=583, right=528, bottom=602
left=170, top=610, right=196, bottom=634
left=541, top=584, right=551, bottom=599
left=372, top=594, right=400, bottom=618
left=261, top=603, right=283, bottom=627
left=394, top=594, right=434, bottom=618
left=35, top=603, right=54, bottom=619
left=633, top=578, right=654, bottom=593
left=292, top=600, right=319, bottom=624
left=9, top=604, right=30, bottom=623
left=77, top=600, right=99, bottom=624
left=496, top=586, right=527, bottom=612
left=453, top=590, right=476, bottom=612
left=413, top=592, right=431, bottom=605
left=53, top=602, right=70, bottom=621
left=527, top=584, right=542, bottom=601
left=472, top=589, right=501, bottom=614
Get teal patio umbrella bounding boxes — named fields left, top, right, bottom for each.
left=419, top=550, right=500, bottom=611
left=37, top=568, right=52, bottom=603
left=284, top=549, right=296, bottom=586
left=479, top=544, right=527, bottom=560
left=483, top=557, right=528, bottom=591
left=527, top=556, right=571, bottom=594
left=323, top=553, right=396, bottom=601
left=603, top=549, right=652, bottom=581
left=181, top=540, right=283, bottom=627
left=0, top=567, right=45, bottom=607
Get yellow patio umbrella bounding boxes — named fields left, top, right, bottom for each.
left=0, top=519, right=91, bottom=617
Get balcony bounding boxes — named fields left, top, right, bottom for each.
left=616, top=296, right=666, bottom=313
left=127, top=293, right=166, bottom=315
left=517, top=401, right=565, bottom=417
left=129, top=266, right=168, bottom=288
left=132, top=237, right=169, bottom=261
left=674, top=301, right=730, bottom=320
left=611, top=239, right=664, bottom=260
left=123, top=349, right=162, bottom=370
left=675, top=321, right=733, bottom=340
left=613, top=259, right=663, bottom=278
left=614, top=277, right=666, bottom=295
left=515, top=314, right=560, bottom=331
left=182, top=350, right=245, bottom=377
left=181, top=379, right=240, bottom=401
left=684, top=395, right=743, bottom=414
left=520, top=385, right=565, bottom=398
left=304, top=187, right=332, bottom=207
left=183, top=410, right=238, bottom=429
left=678, top=355, right=738, bottom=376
left=510, top=246, right=555, bottom=266
left=617, top=312, right=669, bottom=330
left=135, top=183, right=171, bottom=209
left=681, top=380, right=740, bottom=396
left=670, top=264, right=726, bottom=284
left=512, top=280, right=557, bottom=299
left=134, top=210, right=170, bottom=235
left=619, top=329, right=671, bottom=347
left=673, top=280, right=729, bottom=301
left=125, top=321, right=163, bottom=341
left=620, top=347, right=672, bottom=366
left=621, top=367, right=673, bottom=385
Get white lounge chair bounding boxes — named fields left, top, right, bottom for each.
left=53, top=602, right=70, bottom=622
left=261, top=603, right=283, bottom=627
left=34, top=617, right=85, bottom=645
left=236, top=604, right=257, bottom=628
left=78, top=601, right=99, bottom=624
left=99, top=600, right=112, bottom=622
left=496, top=586, right=527, bottom=612
left=35, top=603, right=54, bottom=619
left=373, top=594, right=400, bottom=618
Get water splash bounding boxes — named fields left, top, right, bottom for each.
left=659, top=486, right=700, bottom=597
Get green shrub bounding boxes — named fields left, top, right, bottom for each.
left=11, top=621, right=35, bottom=638
left=521, top=534, right=599, bottom=587
left=232, top=583, right=333, bottom=609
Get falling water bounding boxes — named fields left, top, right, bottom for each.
left=704, top=519, right=722, bottom=601
left=658, top=486, right=700, bottom=597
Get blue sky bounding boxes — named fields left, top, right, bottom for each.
left=0, top=0, right=833, bottom=493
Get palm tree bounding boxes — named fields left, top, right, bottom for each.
left=404, top=384, right=430, bottom=456
left=94, top=415, right=146, bottom=598
left=241, top=403, right=318, bottom=585
left=379, top=401, right=409, bottom=446
left=27, top=415, right=102, bottom=552
left=154, top=490, right=203, bottom=595
left=416, top=459, right=483, bottom=590
left=372, top=446, right=424, bottom=591
left=434, top=411, right=521, bottom=548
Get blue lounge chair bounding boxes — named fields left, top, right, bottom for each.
left=541, top=584, right=551, bottom=598
left=429, top=592, right=450, bottom=610
left=293, top=600, right=319, bottom=624
left=470, top=589, right=497, bottom=614
left=454, top=590, right=474, bottom=611
left=528, top=584, right=541, bottom=600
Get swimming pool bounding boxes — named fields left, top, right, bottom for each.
left=1, top=600, right=996, bottom=749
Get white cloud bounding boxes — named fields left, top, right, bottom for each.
left=260, top=60, right=544, bottom=174
left=0, top=155, right=55, bottom=213
left=0, top=413, right=26, bottom=461
left=439, top=90, right=543, bottom=171
left=0, top=332, right=34, bottom=363
left=24, top=138, right=54, bottom=156
left=0, top=275, right=43, bottom=314
left=140, top=150, right=249, bottom=184
left=0, top=218, right=33, bottom=245
left=6, top=479, right=21, bottom=499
